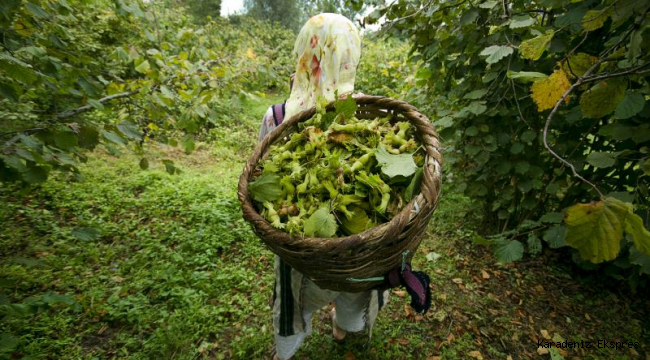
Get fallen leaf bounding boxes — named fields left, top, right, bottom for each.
left=585, top=313, right=591, bottom=321
left=344, top=352, right=356, bottom=360
left=507, top=356, right=513, bottom=360
left=468, top=350, right=483, bottom=359
left=452, top=278, right=463, bottom=284
left=111, top=276, right=124, bottom=283
left=537, top=347, right=549, bottom=355
left=393, top=290, right=406, bottom=298
left=404, top=303, right=414, bottom=317
left=415, top=314, right=424, bottom=321
left=397, top=338, right=409, bottom=345
left=541, top=329, right=550, bottom=339
left=428, top=357, right=441, bottom=360
left=481, top=269, right=490, bottom=279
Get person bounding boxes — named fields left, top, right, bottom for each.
left=256, top=13, right=391, bottom=360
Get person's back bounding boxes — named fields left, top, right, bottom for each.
left=256, top=13, right=391, bottom=360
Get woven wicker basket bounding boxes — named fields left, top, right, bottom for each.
left=238, top=95, right=443, bottom=292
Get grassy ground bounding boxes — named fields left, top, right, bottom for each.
left=0, top=94, right=648, bottom=360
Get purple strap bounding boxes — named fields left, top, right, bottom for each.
left=384, top=263, right=432, bottom=314
left=272, top=103, right=285, bottom=126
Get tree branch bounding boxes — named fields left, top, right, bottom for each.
left=47, top=89, right=140, bottom=123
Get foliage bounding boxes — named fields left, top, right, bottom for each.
left=0, top=0, right=294, bottom=187
left=1, top=143, right=647, bottom=359
left=244, top=0, right=303, bottom=31
left=179, top=0, right=221, bottom=22
left=244, top=0, right=365, bottom=32
left=356, top=35, right=421, bottom=104
left=363, top=0, right=650, bottom=284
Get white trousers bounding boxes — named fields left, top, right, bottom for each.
left=273, top=256, right=389, bottom=360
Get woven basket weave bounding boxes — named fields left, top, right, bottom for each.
left=238, top=95, right=443, bottom=292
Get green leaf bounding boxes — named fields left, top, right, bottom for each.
left=564, top=197, right=629, bottom=263
left=340, top=206, right=374, bottom=235
left=464, top=89, right=488, bottom=99
left=507, top=71, right=547, bottom=83
left=434, top=116, right=453, bottom=128
left=520, top=130, right=536, bottom=142
left=139, top=158, right=149, bottom=170
left=54, top=130, right=78, bottom=150
left=72, top=227, right=102, bottom=241
left=0, top=82, right=19, bottom=101
left=87, top=99, right=104, bottom=110
left=116, top=47, right=129, bottom=61
left=248, top=173, right=283, bottom=203
left=78, top=77, right=101, bottom=97
left=632, top=125, right=650, bottom=144
left=182, top=137, right=195, bottom=154
left=78, top=126, right=99, bottom=150
left=161, top=159, right=177, bottom=175
left=478, top=0, right=499, bottom=8
left=629, top=245, right=650, bottom=275
left=624, top=208, right=650, bottom=256
left=519, top=30, right=555, bottom=61
left=586, top=151, right=617, bottom=168
left=375, top=145, right=418, bottom=178
left=117, top=121, right=142, bottom=141
left=495, top=240, right=524, bottom=263
left=466, top=126, right=479, bottom=136
left=614, top=92, right=645, bottom=119
left=334, top=95, right=357, bottom=121
left=480, top=45, right=513, bottom=64
left=135, top=60, right=150, bottom=73
left=543, top=225, right=567, bottom=248
left=466, top=101, right=487, bottom=115
left=527, top=233, right=542, bottom=255
left=515, top=161, right=530, bottom=174
left=101, top=129, right=127, bottom=146
left=549, top=347, right=565, bottom=360
left=509, top=15, right=535, bottom=29
left=415, top=68, right=432, bottom=80
left=404, top=167, right=423, bottom=202
left=580, top=79, right=626, bottom=118
left=23, top=164, right=48, bottom=183
left=628, top=29, right=642, bottom=60
left=460, top=9, right=479, bottom=26
left=0, top=154, right=26, bottom=172
left=540, top=212, right=563, bottom=223
left=25, top=2, right=48, bottom=18
left=598, top=123, right=633, bottom=141
left=510, top=142, right=524, bottom=154
left=582, top=9, right=609, bottom=31
left=304, top=207, right=337, bottom=238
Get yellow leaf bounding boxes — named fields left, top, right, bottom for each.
left=519, top=30, right=554, bottom=61
left=381, top=68, right=389, bottom=76
left=530, top=69, right=571, bottom=112
left=565, top=197, right=629, bottom=263
left=246, top=48, right=256, bottom=59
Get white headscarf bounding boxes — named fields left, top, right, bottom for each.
left=284, top=13, right=362, bottom=121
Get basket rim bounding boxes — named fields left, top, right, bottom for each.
left=237, top=94, right=442, bottom=248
